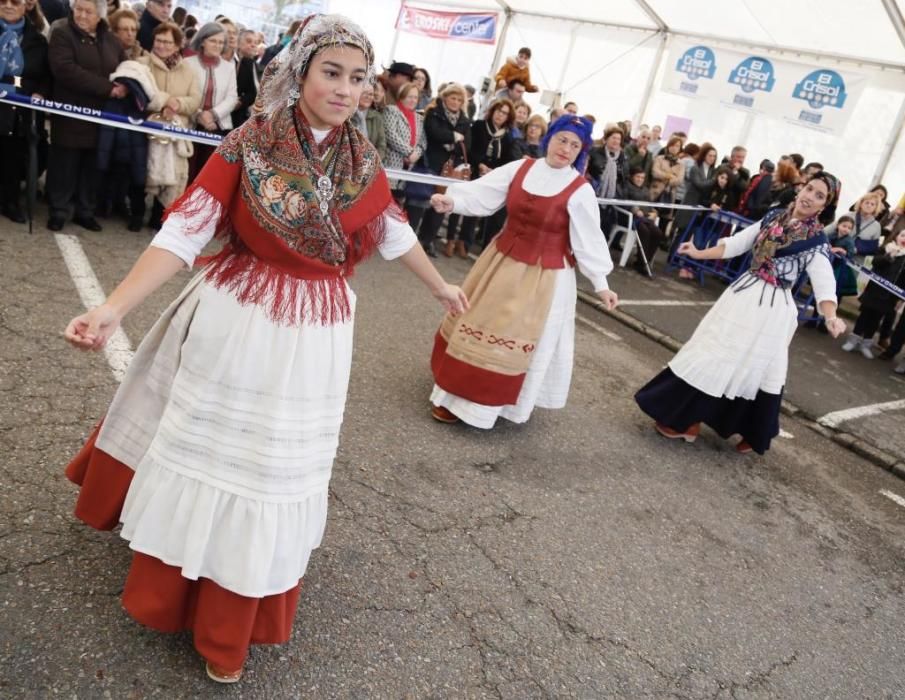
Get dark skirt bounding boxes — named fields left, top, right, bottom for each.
left=635, top=367, right=783, bottom=455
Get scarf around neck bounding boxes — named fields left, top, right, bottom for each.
left=0, top=18, right=25, bottom=79
left=396, top=103, right=417, bottom=146
left=749, top=205, right=824, bottom=285
left=599, top=150, right=619, bottom=199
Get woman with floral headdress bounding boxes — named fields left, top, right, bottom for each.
left=428, top=115, right=619, bottom=429
left=60, top=14, right=467, bottom=684
left=635, top=172, right=847, bottom=455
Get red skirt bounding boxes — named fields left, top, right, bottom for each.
left=66, top=426, right=302, bottom=670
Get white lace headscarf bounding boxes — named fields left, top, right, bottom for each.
left=255, top=14, right=376, bottom=115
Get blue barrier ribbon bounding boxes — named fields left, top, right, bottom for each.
left=0, top=83, right=223, bottom=146
left=840, top=255, right=905, bottom=302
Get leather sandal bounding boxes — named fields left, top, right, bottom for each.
left=431, top=405, right=459, bottom=423
left=655, top=422, right=699, bottom=443
left=206, top=661, right=243, bottom=684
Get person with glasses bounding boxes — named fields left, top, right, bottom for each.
left=184, top=22, right=237, bottom=183
left=137, top=0, right=170, bottom=51
left=0, top=0, right=50, bottom=223
left=137, top=22, right=200, bottom=230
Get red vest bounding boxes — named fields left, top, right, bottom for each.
left=493, top=159, right=587, bottom=268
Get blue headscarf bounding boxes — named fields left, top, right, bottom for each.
left=540, top=114, right=594, bottom=173
left=0, top=18, right=25, bottom=80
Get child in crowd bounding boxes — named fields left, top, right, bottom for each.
left=708, top=167, right=733, bottom=211
left=624, top=166, right=664, bottom=275
left=494, top=47, right=538, bottom=93
left=842, top=228, right=905, bottom=358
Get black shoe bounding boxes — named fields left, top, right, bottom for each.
left=2, top=204, right=26, bottom=224
left=425, top=242, right=438, bottom=258
left=879, top=349, right=896, bottom=360
left=47, top=217, right=64, bottom=231
left=73, top=216, right=103, bottom=232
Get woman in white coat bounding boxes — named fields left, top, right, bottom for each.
left=184, top=22, right=237, bottom=180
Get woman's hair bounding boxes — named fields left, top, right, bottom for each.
left=108, top=7, right=137, bottom=31
left=524, top=114, right=547, bottom=139
left=854, top=190, right=883, bottom=215
left=486, top=98, right=515, bottom=129
left=425, top=82, right=466, bottom=117
left=171, top=6, right=186, bottom=25
left=602, top=126, right=623, bottom=146
left=836, top=215, right=855, bottom=227
left=395, top=81, right=419, bottom=103
left=153, top=21, right=183, bottom=47
left=70, top=0, right=108, bottom=20
left=26, top=0, right=48, bottom=32
left=183, top=14, right=198, bottom=28
left=107, top=0, right=121, bottom=12
left=663, top=135, right=683, bottom=153
left=513, top=100, right=531, bottom=121
left=681, top=142, right=700, bottom=158
left=190, top=22, right=226, bottom=53
left=695, top=142, right=716, bottom=166
left=714, top=165, right=733, bottom=185
left=774, top=160, right=800, bottom=185
left=413, top=67, right=431, bottom=95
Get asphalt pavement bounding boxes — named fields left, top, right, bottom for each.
left=1, top=215, right=905, bottom=699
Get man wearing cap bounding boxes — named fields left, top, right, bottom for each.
left=384, top=61, right=415, bottom=104
left=738, top=158, right=775, bottom=220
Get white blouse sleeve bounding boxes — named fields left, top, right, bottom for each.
left=806, top=248, right=839, bottom=306
left=149, top=188, right=220, bottom=268
left=377, top=212, right=418, bottom=260
left=720, top=221, right=762, bottom=259
left=446, top=159, right=524, bottom=217
left=568, top=183, right=613, bottom=292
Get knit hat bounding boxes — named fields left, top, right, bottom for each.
left=541, top=114, right=594, bottom=172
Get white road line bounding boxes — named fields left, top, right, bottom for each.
left=615, top=300, right=715, bottom=307
left=880, top=490, right=905, bottom=509
left=55, top=233, right=134, bottom=382
left=817, top=399, right=905, bottom=428
left=779, top=429, right=794, bottom=439
left=576, top=315, right=622, bottom=341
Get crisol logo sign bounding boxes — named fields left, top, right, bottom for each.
left=676, top=46, right=717, bottom=81
left=793, top=69, right=847, bottom=109
left=728, top=56, right=776, bottom=94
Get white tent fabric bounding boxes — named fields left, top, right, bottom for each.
left=329, top=0, right=905, bottom=204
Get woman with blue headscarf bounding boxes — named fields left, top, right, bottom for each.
left=428, top=114, right=619, bottom=429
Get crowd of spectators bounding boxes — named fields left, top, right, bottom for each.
left=0, top=1, right=902, bottom=370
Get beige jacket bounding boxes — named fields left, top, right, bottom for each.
left=649, top=154, right=684, bottom=201
left=136, top=53, right=201, bottom=126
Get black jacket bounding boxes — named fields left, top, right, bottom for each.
left=96, top=78, right=149, bottom=184
left=859, top=250, right=905, bottom=312
left=422, top=106, right=471, bottom=174
left=587, top=147, right=627, bottom=198
left=137, top=11, right=161, bottom=52
left=468, top=118, right=515, bottom=176
left=230, top=57, right=259, bottom=128
left=0, top=18, right=50, bottom=138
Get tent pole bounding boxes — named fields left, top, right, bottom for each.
left=488, top=9, right=513, bottom=78
left=636, top=31, right=667, bottom=125
left=557, top=24, right=580, bottom=105
left=387, top=0, right=404, bottom=63
left=871, top=94, right=905, bottom=187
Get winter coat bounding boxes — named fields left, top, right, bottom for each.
left=364, top=108, right=386, bottom=161
left=231, top=56, right=259, bottom=128
left=623, top=142, right=653, bottom=179
left=467, top=118, right=515, bottom=178
left=827, top=231, right=858, bottom=297
left=0, top=18, right=50, bottom=137
left=494, top=56, right=537, bottom=92
left=47, top=16, right=125, bottom=149
left=135, top=52, right=201, bottom=123
left=422, top=106, right=471, bottom=174
left=184, top=55, right=238, bottom=130
left=587, top=146, right=627, bottom=198
left=859, top=247, right=905, bottom=311
left=382, top=105, right=425, bottom=171
left=137, top=10, right=161, bottom=52
left=649, top=154, right=683, bottom=201
left=739, top=173, right=773, bottom=220
left=682, top=163, right=716, bottom=207
left=726, top=165, right=750, bottom=211
left=96, top=78, right=149, bottom=183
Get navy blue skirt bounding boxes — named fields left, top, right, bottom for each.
left=634, top=367, right=783, bottom=455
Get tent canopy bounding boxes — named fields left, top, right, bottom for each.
left=329, top=0, right=905, bottom=201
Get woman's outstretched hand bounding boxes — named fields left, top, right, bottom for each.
left=431, top=193, right=454, bottom=213
left=64, top=304, right=121, bottom=351
left=597, top=289, right=619, bottom=311
left=825, top=317, right=847, bottom=338
left=677, top=241, right=702, bottom=259
left=434, top=284, right=469, bottom=316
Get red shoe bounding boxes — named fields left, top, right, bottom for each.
left=735, top=440, right=753, bottom=454
left=431, top=405, right=459, bottom=423
left=206, top=661, right=243, bottom=683
left=655, top=422, right=699, bottom=443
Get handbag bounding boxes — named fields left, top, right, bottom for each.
left=436, top=140, right=470, bottom=195
left=403, top=162, right=435, bottom=202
